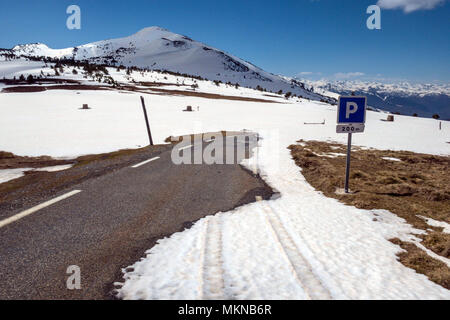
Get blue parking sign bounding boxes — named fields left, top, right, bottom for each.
left=337, top=96, right=367, bottom=124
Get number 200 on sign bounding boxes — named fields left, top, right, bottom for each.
left=336, top=124, right=365, bottom=133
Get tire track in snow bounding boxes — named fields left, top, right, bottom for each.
left=196, top=220, right=208, bottom=299
left=201, top=216, right=226, bottom=299
left=261, top=202, right=332, bottom=300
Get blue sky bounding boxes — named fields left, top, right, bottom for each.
left=0, top=0, right=448, bottom=82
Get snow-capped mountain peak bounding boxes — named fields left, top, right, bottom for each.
left=10, top=27, right=332, bottom=102
left=12, top=43, right=50, bottom=54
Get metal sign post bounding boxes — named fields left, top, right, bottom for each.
left=140, top=96, right=154, bottom=146
left=336, top=96, right=367, bottom=193
left=344, top=132, right=352, bottom=193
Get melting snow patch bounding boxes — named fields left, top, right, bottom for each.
left=33, top=164, right=73, bottom=172
left=0, top=164, right=73, bottom=184
left=382, top=157, right=402, bottom=162
left=0, top=168, right=32, bottom=184
left=418, top=216, right=450, bottom=234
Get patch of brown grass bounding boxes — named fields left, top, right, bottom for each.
left=0, top=151, right=74, bottom=169
left=289, top=140, right=450, bottom=289
left=2, top=84, right=112, bottom=93
left=74, top=146, right=152, bottom=167
left=137, top=81, right=190, bottom=88
left=422, top=232, right=450, bottom=258
left=2, top=80, right=281, bottom=104
left=390, top=238, right=449, bottom=289
left=143, top=87, right=280, bottom=103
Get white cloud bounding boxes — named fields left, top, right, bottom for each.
left=377, top=0, right=446, bottom=13
left=333, top=72, right=365, bottom=79
left=295, top=71, right=323, bottom=79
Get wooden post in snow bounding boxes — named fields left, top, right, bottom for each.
left=140, top=96, right=154, bottom=146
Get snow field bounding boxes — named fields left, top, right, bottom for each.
left=1, top=81, right=449, bottom=299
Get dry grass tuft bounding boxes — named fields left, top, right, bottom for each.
left=421, top=232, right=450, bottom=259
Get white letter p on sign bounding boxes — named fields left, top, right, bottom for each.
left=346, top=102, right=358, bottom=119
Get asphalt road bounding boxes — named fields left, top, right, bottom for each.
left=0, top=133, right=273, bottom=299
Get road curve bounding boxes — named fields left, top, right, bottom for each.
left=0, top=133, right=273, bottom=299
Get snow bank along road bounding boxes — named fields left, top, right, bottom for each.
left=0, top=134, right=273, bottom=299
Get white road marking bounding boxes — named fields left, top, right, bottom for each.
left=131, top=156, right=160, bottom=168
left=0, top=190, right=82, bottom=229
left=179, top=145, right=193, bottom=151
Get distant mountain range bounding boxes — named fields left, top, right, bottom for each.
left=303, top=79, right=450, bottom=120
left=6, top=26, right=332, bottom=103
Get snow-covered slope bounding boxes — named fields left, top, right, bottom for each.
left=11, top=27, right=330, bottom=102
